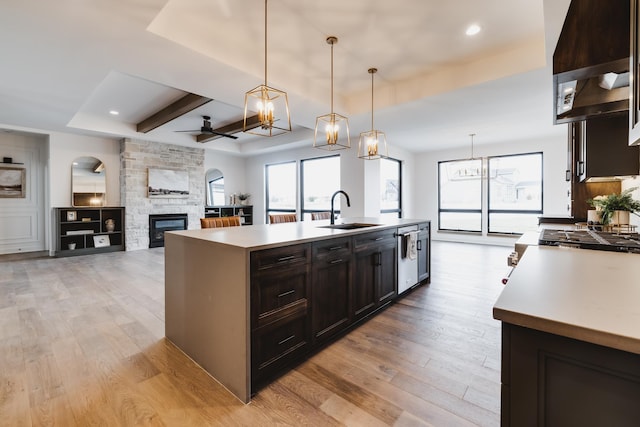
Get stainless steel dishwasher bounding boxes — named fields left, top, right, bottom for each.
left=397, top=225, right=418, bottom=294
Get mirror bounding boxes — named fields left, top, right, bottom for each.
left=205, top=168, right=224, bottom=206
left=72, top=156, right=106, bottom=206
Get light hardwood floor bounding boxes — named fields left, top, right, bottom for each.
left=0, top=241, right=509, bottom=426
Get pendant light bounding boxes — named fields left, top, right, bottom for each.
left=469, top=133, right=476, bottom=158
left=314, top=36, right=350, bottom=150
left=357, top=68, right=388, bottom=160
left=243, top=0, right=291, bottom=137
left=463, top=133, right=481, bottom=177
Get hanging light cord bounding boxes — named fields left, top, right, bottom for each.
left=330, top=38, right=334, bottom=114
left=369, top=68, right=377, bottom=130
left=470, top=133, right=476, bottom=159
left=263, top=0, right=268, bottom=86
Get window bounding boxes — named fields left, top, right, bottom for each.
left=380, top=157, right=402, bottom=218
left=265, top=162, right=296, bottom=220
left=488, top=152, right=542, bottom=234
left=437, top=152, right=543, bottom=235
left=438, top=159, right=483, bottom=232
left=301, top=155, right=340, bottom=221
left=438, top=159, right=482, bottom=231
left=208, top=176, right=225, bottom=206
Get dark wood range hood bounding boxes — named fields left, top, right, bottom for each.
left=553, top=0, right=631, bottom=124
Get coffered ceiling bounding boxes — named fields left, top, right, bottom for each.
left=0, top=0, right=570, bottom=155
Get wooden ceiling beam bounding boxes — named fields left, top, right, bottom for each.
left=136, top=93, right=212, bottom=133
left=197, top=114, right=261, bottom=143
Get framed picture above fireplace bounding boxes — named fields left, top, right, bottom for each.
left=148, top=168, right=189, bottom=198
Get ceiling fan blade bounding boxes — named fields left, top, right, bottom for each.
left=205, top=130, right=238, bottom=139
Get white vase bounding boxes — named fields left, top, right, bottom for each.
left=610, top=210, right=630, bottom=225
left=587, top=210, right=601, bottom=223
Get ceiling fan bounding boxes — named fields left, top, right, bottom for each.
left=176, top=115, right=238, bottom=140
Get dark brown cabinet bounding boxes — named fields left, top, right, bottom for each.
left=250, top=243, right=311, bottom=388
left=501, top=323, right=640, bottom=426
left=311, top=237, right=352, bottom=344
left=249, top=225, right=429, bottom=393
left=417, top=222, right=430, bottom=283
left=352, top=229, right=397, bottom=321
left=574, top=111, right=639, bottom=182
left=54, top=207, right=125, bottom=257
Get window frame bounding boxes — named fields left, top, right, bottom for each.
left=437, top=158, right=483, bottom=233
left=487, top=151, right=544, bottom=235
left=265, top=160, right=297, bottom=222
left=300, top=154, right=341, bottom=221
left=380, top=157, right=403, bottom=218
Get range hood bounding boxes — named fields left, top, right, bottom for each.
left=553, top=0, right=630, bottom=124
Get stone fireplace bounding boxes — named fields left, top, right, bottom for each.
left=149, top=213, right=188, bottom=248
left=120, top=138, right=204, bottom=250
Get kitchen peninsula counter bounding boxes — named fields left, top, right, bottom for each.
left=493, top=246, right=640, bottom=425
left=165, top=218, right=428, bottom=403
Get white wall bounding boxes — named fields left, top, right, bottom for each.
left=49, top=133, right=120, bottom=207
left=204, top=151, right=247, bottom=205
left=0, top=130, right=48, bottom=254
left=414, top=132, right=568, bottom=246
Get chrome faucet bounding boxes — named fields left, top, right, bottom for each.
left=330, top=190, right=351, bottom=225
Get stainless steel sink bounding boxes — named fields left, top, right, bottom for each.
left=319, top=223, right=381, bottom=230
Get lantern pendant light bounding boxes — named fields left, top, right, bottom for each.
left=314, top=36, right=350, bottom=150
left=358, top=68, right=388, bottom=159
left=243, top=0, right=291, bottom=137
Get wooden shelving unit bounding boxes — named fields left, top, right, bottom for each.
left=204, top=205, right=253, bottom=225
left=54, top=207, right=125, bottom=257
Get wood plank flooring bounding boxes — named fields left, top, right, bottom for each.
left=0, top=241, right=509, bottom=426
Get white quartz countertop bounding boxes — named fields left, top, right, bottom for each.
left=494, top=245, right=640, bottom=355
left=168, top=217, right=427, bottom=251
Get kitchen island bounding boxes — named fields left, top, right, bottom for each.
left=493, top=245, right=640, bottom=426
left=165, top=218, right=429, bottom=403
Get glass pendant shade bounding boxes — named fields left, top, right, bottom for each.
left=358, top=129, right=388, bottom=159
left=315, top=112, right=350, bottom=150
left=244, top=84, right=291, bottom=137
left=243, top=0, right=291, bottom=137
left=358, top=68, right=388, bottom=159
left=314, top=36, right=350, bottom=150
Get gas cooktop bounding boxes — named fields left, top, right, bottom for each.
left=539, top=229, right=640, bottom=254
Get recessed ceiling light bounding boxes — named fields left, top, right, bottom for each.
left=466, top=24, right=481, bottom=36
left=109, top=110, right=119, bottom=116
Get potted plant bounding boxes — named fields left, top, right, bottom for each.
left=238, top=193, right=251, bottom=205
left=587, top=187, right=640, bottom=225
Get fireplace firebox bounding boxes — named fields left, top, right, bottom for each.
left=149, top=214, right=188, bottom=248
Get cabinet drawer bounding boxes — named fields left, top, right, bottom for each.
left=312, top=237, right=351, bottom=259
left=353, top=229, right=396, bottom=250
left=251, top=243, right=310, bottom=271
left=253, top=314, right=308, bottom=373
left=253, top=268, right=309, bottom=319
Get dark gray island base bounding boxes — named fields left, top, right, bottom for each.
left=165, top=218, right=430, bottom=402
left=494, top=246, right=640, bottom=426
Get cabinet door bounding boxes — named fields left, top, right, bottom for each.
left=377, top=242, right=397, bottom=305
left=353, top=229, right=397, bottom=321
left=352, top=247, right=378, bottom=321
left=311, top=257, right=351, bottom=343
left=572, top=121, right=586, bottom=182
left=417, top=223, right=430, bottom=283
left=311, top=238, right=351, bottom=344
